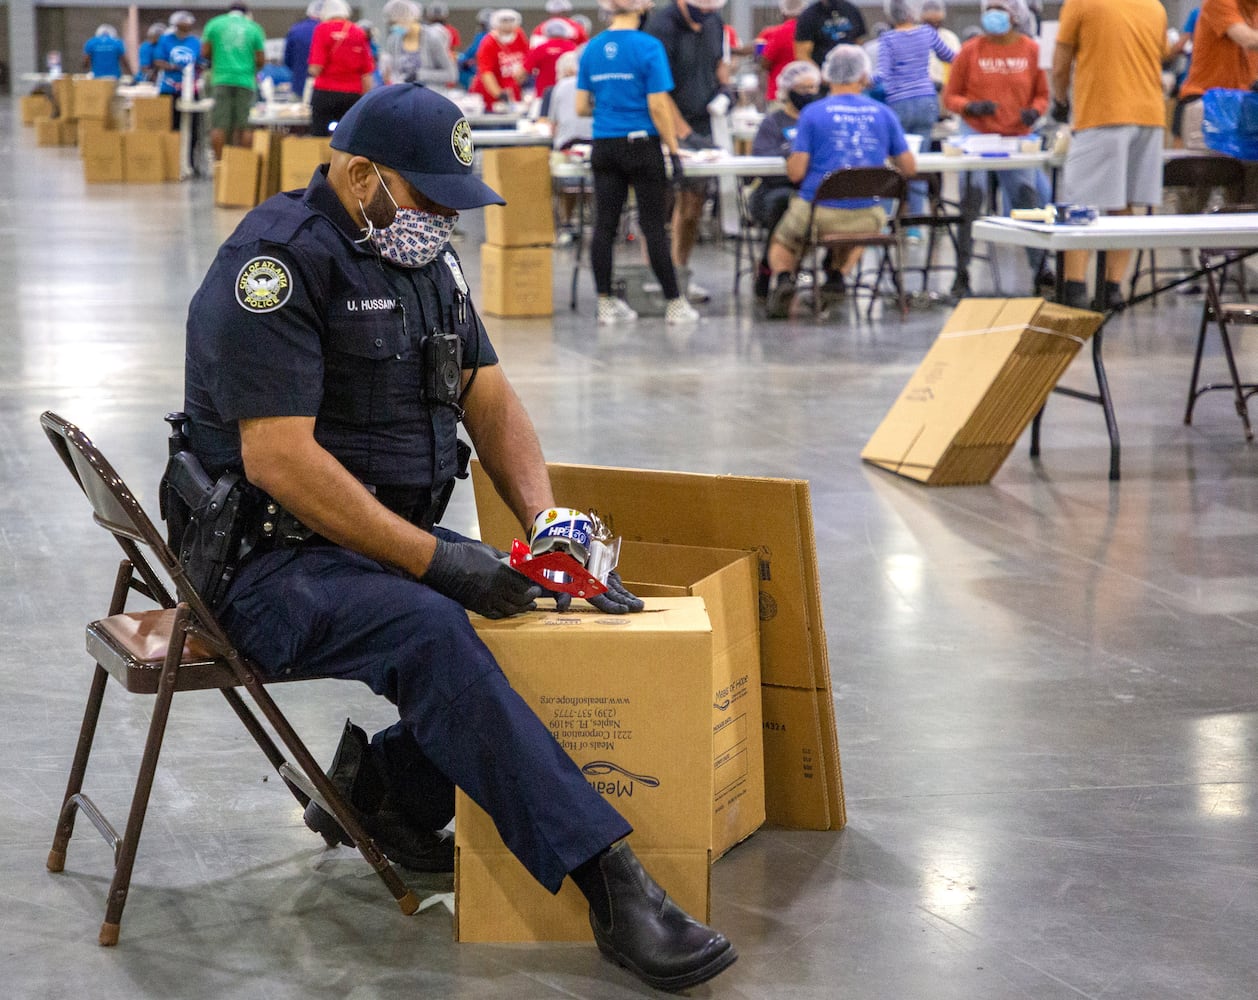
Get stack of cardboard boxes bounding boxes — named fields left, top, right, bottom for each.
left=479, top=147, right=555, bottom=318
left=215, top=134, right=331, bottom=209
left=81, top=91, right=179, bottom=185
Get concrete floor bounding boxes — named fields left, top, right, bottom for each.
left=3, top=104, right=1258, bottom=1000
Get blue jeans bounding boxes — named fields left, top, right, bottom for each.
left=218, top=529, right=631, bottom=892
left=890, top=94, right=940, bottom=218
left=955, top=123, right=1049, bottom=277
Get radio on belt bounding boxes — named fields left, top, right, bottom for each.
left=509, top=507, right=620, bottom=599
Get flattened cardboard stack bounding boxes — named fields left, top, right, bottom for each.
left=473, top=463, right=842, bottom=832
left=861, top=298, right=1104, bottom=485
left=478, top=146, right=554, bottom=317
left=279, top=136, right=331, bottom=193
left=215, top=146, right=262, bottom=207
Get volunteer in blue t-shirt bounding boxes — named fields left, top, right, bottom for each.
left=137, top=22, right=167, bottom=82
left=575, top=0, right=696, bottom=327
left=764, top=44, right=916, bottom=319
left=82, top=25, right=132, bottom=78
left=155, top=12, right=205, bottom=169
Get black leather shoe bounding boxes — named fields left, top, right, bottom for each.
left=303, top=720, right=454, bottom=874
left=589, top=843, right=737, bottom=992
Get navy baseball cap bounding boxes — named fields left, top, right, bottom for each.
left=330, top=84, right=505, bottom=210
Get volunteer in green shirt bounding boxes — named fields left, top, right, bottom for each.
left=202, top=1, right=266, bottom=159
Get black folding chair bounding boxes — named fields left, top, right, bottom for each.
left=802, top=166, right=909, bottom=319
left=1130, top=154, right=1246, bottom=303
left=40, top=411, right=419, bottom=945
left=1184, top=246, right=1258, bottom=441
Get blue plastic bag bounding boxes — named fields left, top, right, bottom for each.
left=1201, top=87, right=1258, bottom=160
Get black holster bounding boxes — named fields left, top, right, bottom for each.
left=159, top=430, right=256, bottom=608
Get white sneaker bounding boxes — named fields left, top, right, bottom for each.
left=597, top=296, right=638, bottom=325
left=687, top=281, right=711, bottom=303
left=665, top=296, right=699, bottom=324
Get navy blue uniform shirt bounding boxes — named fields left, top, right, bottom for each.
left=184, top=165, right=497, bottom=498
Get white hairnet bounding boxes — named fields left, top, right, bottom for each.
left=170, top=10, right=196, bottom=28
left=780, top=0, right=806, bottom=16
left=596, top=0, right=653, bottom=13
left=555, top=50, right=579, bottom=77
left=920, top=0, right=945, bottom=14
left=776, top=59, right=821, bottom=95
left=264, top=37, right=285, bottom=61
left=545, top=0, right=573, bottom=12
left=572, top=13, right=592, bottom=32
left=490, top=8, right=522, bottom=30
left=427, top=2, right=449, bottom=18
left=477, top=7, right=494, bottom=26
left=689, top=0, right=727, bottom=10
left=822, top=44, right=871, bottom=85
left=306, top=1, right=323, bottom=18
left=885, top=0, right=917, bottom=23
left=321, top=0, right=351, bottom=20
left=146, top=21, right=167, bottom=38
left=382, top=0, right=420, bottom=24
left=543, top=17, right=577, bottom=38
left=95, top=24, right=119, bottom=38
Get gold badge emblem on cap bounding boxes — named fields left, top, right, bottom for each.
left=451, top=118, right=474, bottom=168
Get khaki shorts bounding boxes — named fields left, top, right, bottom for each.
left=211, top=85, right=255, bottom=132
left=771, top=196, right=887, bottom=255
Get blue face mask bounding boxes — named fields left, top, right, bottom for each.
left=981, top=9, right=1012, bottom=35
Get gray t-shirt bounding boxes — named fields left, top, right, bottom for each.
left=544, top=76, right=593, bottom=150
left=383, top=27, right=456, bottom=85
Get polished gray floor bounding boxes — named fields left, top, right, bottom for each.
left=4, top=104, right=1258, bottom=1000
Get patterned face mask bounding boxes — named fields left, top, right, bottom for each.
left=366, top=163, right=458, bottom=268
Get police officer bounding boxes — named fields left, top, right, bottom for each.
left=181, top=83, right=736, bottom=992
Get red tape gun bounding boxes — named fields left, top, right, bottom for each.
left=508, top=539, right=609, bottom=599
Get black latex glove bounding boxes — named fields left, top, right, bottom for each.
left=1251, top=80, right=1258, bottom=93
left=423, top=538, right=542, bottom=619
left=1051, top=99, right=1071, bottom=123
left=588, top=571, right=645, bottom=615
left=670, top=152, right=685, bottom=184
left=1019, top=108, right=1040, bottom=127
left=680, top=131, right=716, bottom=152
left=964, top=100, right=997, bottom=117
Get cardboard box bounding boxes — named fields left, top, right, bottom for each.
left=82, top=130, right=124, bottom=183
left=617, top=541, right=765, bottom=854
left=78, top=118, right=114, bottom=159
left=253, top=129, right=283, bottom=203
left=279, top=135, right=331, bottom=192
left=479, top=243, right=553, bottom=317
left=473, top=462, right=844, bottom=833
left=455, top=597, right=720, bottom=942
left=20, top=94, right=53, bottom=125
left=73, top=78, right=117, bottom=121
left=51, top=77, right=75, bottom=120
left=35, top=117, right=75, bottom=146
left=481, top=146, right=556, bottom=247
left=123, top=131, right=167, bottom=183
left=130, top=95, right=173, bottom=132
left=861, top=298, right=1104, bottom=486
left=215, top=146, right=261, bottom=207
left=161, top=133, right=182, bottom=181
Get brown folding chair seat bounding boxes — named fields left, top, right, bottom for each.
left=40, top=411, right=419, bottom=946
left=802, top=166, right=908, bottom=320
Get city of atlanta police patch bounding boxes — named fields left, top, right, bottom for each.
left=452, top=118, right=474, bottom=168
left=235, top=256, right=292, bottom=313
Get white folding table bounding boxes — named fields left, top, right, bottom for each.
left=973, top=213, right=1258, bottom=480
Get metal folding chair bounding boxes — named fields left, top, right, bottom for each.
left=802, top=167, right=909, bottom=319
left=40, top=411, right=419, bottom=946
left=1184, top=249, right=1258, bottom=441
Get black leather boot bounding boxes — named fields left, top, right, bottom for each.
left=302, top=720, right=454, bottom=873
left=587, top=842, right=737, bottom=992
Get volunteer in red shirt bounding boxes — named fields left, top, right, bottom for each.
left=759, top=0, right=807, bottom=101
left=525, top=19, right=578, bottom=94
left=307, top=0, right=376, bottom=135
left=473, top=8, right=529, bottom=106
left=943, top=0, right=1051, bottom=297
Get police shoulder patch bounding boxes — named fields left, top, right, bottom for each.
left=235, top=256, right=293, bottom=313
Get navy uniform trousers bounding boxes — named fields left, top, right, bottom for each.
left=218, top=526, right=632, bottom=893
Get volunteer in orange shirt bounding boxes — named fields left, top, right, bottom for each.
left=943, top=0, right=1050, bottom=298
left=1179, top=0, right=1258, bottom=151
left=1052, top=0, right=1167, bottom=311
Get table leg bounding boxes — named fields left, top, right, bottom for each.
left=570, top=174, right=586, bottom=311
left=179, top=108, right=192, bottom=180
